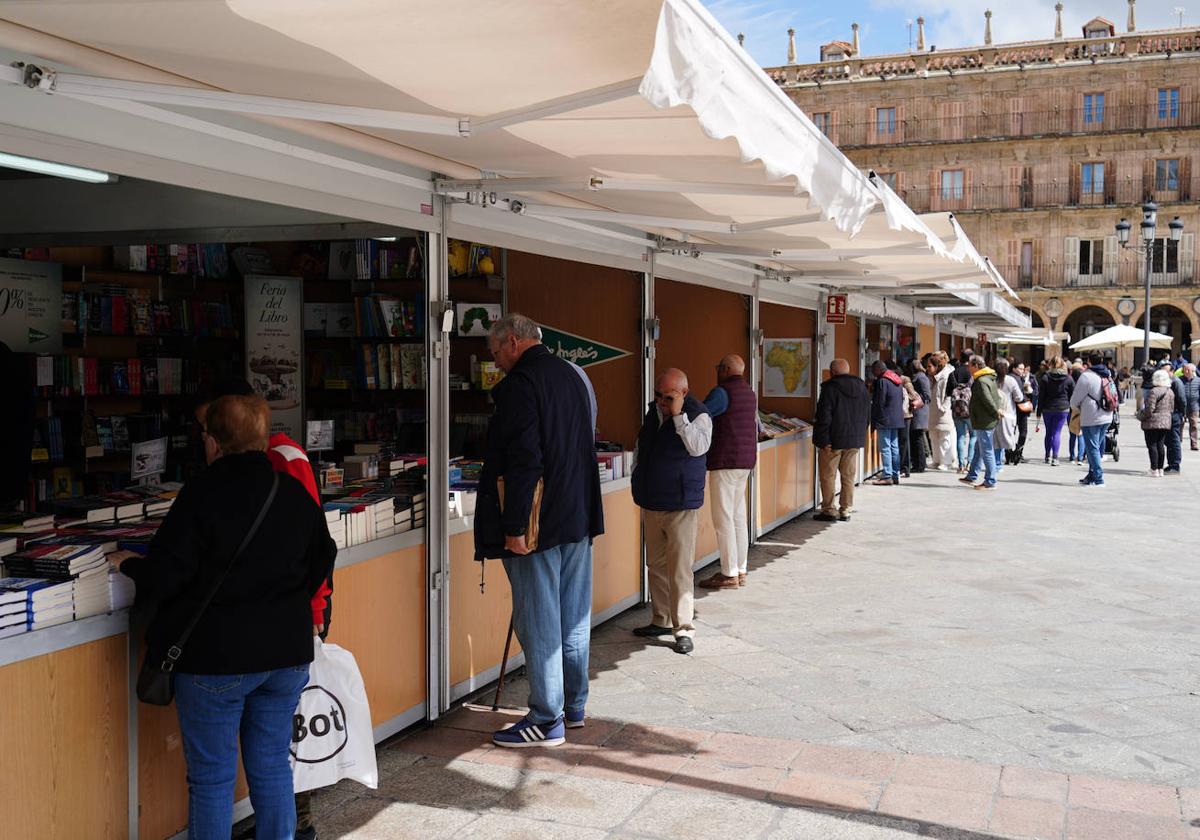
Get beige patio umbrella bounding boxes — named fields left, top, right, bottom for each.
left=1070, top=324, right=1173, bottom=351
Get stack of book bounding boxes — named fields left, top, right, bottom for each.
left=2, top=543, right=110, bottom=619
left=0, top=577, right=75, bottom=631
left=0, top=586, right=27, bottom=639
left=109, top=568, right=137, bottom=611
left=323, top=506, right=347, bottom=551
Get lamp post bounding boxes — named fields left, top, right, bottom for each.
left=1115, top=201, right=1183, bottom=365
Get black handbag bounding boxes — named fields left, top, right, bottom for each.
left=136, top=473, right=279, bottom=705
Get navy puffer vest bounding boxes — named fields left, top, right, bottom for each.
left=707, top=376, right=758, bottom=471
left=632, top=396, right=709, bottom=512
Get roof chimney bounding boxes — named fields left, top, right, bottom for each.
left=984, top=10, right=993, bottom=45
left=1055, top=2, right=1064, bottom=39
left=1127, top=0, right=1136, bottom=32
left=851, top=22, right=860, bottom=55
left=916, top=17, right=926, bottom=51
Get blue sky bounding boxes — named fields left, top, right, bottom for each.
left=702, top=1, right=1192, bottom=67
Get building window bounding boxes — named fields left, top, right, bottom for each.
left=875, top=107, right=897, bottom=136
left=812, top=112, right=832, bottom=136
left=877, top=172, right=898, bottom=190
left=940, top=169, right=964, bottom=200
left=1079, top=239, right=1104, bottom=276
left=1156, top=159, right=1179, bottom=191
left=1081, top=162, right=1105, bottom=195
left=1083, top=93, right=1105, bottom=124
left=1158, top=88, right=1180, bottom=120
left=1152, top=238, right=1180, bottom=274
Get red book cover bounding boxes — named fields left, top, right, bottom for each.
left=83, top=358, right=99, bottom=396
left=127, top=358, right=142, bottom=396
left=111, top=295, right=128, bottom=335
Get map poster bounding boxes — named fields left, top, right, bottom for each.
left=244, top=275, right=303, bottom=441
left=0, top=257, right=63, bottom=353
left=763, top=337, right=813, bottom=399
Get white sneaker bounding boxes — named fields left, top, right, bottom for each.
left=1148, top=470, right=1160, bottom=477
left=935, top=465, right=948, bottom=472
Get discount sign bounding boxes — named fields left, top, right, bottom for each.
left=0, top=257, right=62, bottom=352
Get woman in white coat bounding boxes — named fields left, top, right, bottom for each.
left=993, top=359, right=1027, bottom=472
left=927, top=351, right=957, bottom=470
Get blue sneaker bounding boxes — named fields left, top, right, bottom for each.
left=492, top=716, right=566, bottom=748
left=565, top=709, right=585, bottom=729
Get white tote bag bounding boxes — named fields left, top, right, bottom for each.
left=291, top=638, right=378, bottom=793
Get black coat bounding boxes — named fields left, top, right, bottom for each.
left=1037, top=370, right=1074, bottom=415
left=475, top=344, right=604, bottom=559
left=813, top=374, right=871, bottom=450
left=121, top=452, right=336, bottom=675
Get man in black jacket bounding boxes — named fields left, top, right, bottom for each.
left=812, top=359, right=870, bottom=522
left=476, top=314, right=604, bottom=748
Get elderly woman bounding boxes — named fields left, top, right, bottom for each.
left=992, top=360, right=1028, bottom=473
left=114, top=394, right=336, bottom=839
left=1140, top=368, right=1175, bottom=477
left=927, top=351, right=956, bottom=471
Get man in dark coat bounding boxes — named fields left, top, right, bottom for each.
left=870, top=359, right=906, bottom=486
left=477, top=314, right=604, bottom=748
left=812, top=359, right=870, bottom=522
left=631, top=367, right=711, bottom=655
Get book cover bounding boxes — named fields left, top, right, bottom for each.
left=303, top=303, right=328, bottom=337
left=325, top=303, right=355, bottom=337
left=400, top=344, right=424, bottom=389
left=110, top=361, right=129, bottom=395
left=127, top=358, right=142, bottom=396
left=388, top=343, right=402, bottom=389
left=111, top=294, right=129, bottom=335
left=376, top=297, right=405, bottom=337
left=376, top=344, right=391, bottom=391
left=328, top=241, right=356, bottom=280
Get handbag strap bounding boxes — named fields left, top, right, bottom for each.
left=161, top=472, right=279, bottom=671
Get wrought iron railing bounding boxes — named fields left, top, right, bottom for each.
left=994, top=261, right=1197, bottom=289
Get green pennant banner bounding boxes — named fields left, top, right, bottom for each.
left=539, top=324, right=631, bottom=368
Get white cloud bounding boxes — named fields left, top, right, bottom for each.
left=871, top=0, right=1190, bottom=54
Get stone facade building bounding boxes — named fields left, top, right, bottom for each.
left=767, top=3, right=1200, bottom=363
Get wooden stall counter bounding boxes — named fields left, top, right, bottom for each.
left=448, top=478, right=641, bottom=703
left=755, top=427, right=816, bottom=538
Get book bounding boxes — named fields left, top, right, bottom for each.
left=326, top=303, right=355, bottom=337
left=53, top=497, right=118, bottom=524
left=0, top=512, right=56, bottom=532
left=4, top=544, right=106, bottom=577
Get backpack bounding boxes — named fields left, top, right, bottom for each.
left=1095, top=376, right=1120, bottom=413
left=950, top=382, right=972, bottom=419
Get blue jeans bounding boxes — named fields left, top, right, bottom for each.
left=175, top=665, right=310, bottom=840
left=502, top=537, right=592, bottom=725
left=877, top=429, right=900, bottom=479
left=953, top=417, right=975, bottom=469
left=1169, top=414, right=1184, bottom=470
left=966, top=428, right=997, bottom=486
left=1081, top=423, right=1109, bottom=483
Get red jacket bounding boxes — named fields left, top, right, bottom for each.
left=267, top=433, right=332, bottom=626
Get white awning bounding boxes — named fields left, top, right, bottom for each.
left=0, top=0, right=1021, bottom=323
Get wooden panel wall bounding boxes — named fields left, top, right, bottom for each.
left=327, top=547, right=427, bottom=724
left=592, top=488, right=641, bottom=615
left=0, top=634, right=129, bottom=840
left=653, top=278, right=750, bottom=402
left=758, top=303, right=817, bottom=421
left=755, top=445, right=778, bottom=533
left=836, top=316, right=861, bottom=376
left=917, top=324, right=936, bottom=359
left=449, top=531, right=519, bottom=689
left=506, top=251, right=643, bottom=449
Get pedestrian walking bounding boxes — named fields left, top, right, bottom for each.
left=950, top=351, right=974, bottom=472
left=1181, top=364, right=1200, bottom=451
left=1069, top=352, right=1117, bottom=487
left=959, top=355, right=1000, bottom=490
left=1138, top=368, right=1175, bottom=476
left=908, top=358, right=931, bottom=473
left=895, top=361, right=918, bottom=478
left=870, top=359, right=905, bottom=486
left=113, top=394, right=337, bottom=840
left=812, top=358, right=870, bottom=522
left=1011, top=362, right=1037, bottom=464
left=993, top=360, right=1027, bottom=471
left=699, top=355, right=757, bottom=591
left=1037, top=356, right=1074, bottom=465
left=1164, top=359, right=1188, bottom=474
left=631, top=368, right=711, bottom=655
left=1068, top=359, right=1085, bottom=464
left=928, top=351, right=956, bottom=471
left=477, top=314, right=605, bottom=747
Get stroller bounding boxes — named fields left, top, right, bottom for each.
left=1104, top=413, right=1120, bottom=461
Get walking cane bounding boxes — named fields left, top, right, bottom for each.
left=492, top=616, right=515, bottom=712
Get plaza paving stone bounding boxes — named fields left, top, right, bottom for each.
left=304, top=410, right=1200, bottom=837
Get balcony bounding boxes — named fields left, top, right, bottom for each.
left=997, top=261, right=1197, bottom=290
left=894, top=180, right=1194, bottom=214
left=768, top=28, right=1200, bottom=88
left=812, top=101, right=1200, bottom=149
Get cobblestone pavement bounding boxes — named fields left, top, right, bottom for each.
left=307, top=408, right=1200, bottom=838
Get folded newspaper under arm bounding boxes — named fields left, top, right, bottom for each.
left=496, top=476, right=544, bottom=552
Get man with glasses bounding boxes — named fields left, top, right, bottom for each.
left=631, top=368, right=712, bottom=654
left=698, top=355, right=757, bottom=591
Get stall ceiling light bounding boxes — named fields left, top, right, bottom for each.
left=0, top=152, right=114, bottom=183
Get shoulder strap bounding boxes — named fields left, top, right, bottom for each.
left=161, top=472, right=280, bottom=671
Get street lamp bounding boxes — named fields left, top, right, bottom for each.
left=1115, top=201, right=1183, bottom=364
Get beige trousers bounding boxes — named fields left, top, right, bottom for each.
left=710, top=468, right=751, bottom=577
left=643, top=508, right=699, bottom=638
left=929, top=426, right=955, bottom=468
left=818, top=447, right=860, bottom=515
